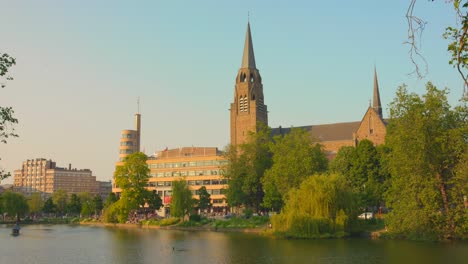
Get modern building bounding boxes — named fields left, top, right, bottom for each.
left=229, top=22, right=387, bottom=155
left=119, top=113, right=141, bottom=161
left=13, top=158, right=102, bottom=196
left=113, top=147, right=228, bottom=215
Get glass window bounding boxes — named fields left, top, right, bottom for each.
left=188, top=171, right=196, bottom=176
left=203, top=180, right=211, bottom=185
left=189, top=161, right=196, bottom=167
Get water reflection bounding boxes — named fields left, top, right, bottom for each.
left=0, top=225, right=466, bottom=264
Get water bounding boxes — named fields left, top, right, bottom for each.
left=0, top=224, right=466, bottom=264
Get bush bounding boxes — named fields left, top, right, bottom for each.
left=189, top=214, right=201, bottom=222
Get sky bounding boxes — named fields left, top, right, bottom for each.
left=0, top=1, right=464, bottom=184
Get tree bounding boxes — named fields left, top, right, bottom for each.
left=28, top=192, right=44, bottom=218
left=262, top=128, right=328, bottom=211
left=0, top=52, right=17, bottom=181
left=104, top=192, right=118, bottom=208
left=78, top=192, right=94, bottom=217
left=143, top=190, right=162, bottom=217
left=271, top=174, right=358, bottom=238
left=385, top=83, right=467, bottom=240
left=170, top=179, right=193, bottom=220
left=92, top=195, right=104, bottom=216
left=224, top=123, right=272, bottom=211
left=0, top=191, right=28, bottom=221
left=42, top=197, right=56, bottom=214
left=406, top=0, right=468, bottom=91
left=67, top=194, right=82, bottom=216
left=197, top=186, right=212, bottom=213
left=114, top=152, right=151, bottom=223
left=52, top=189, right=68, bottom=216
left=329, top=146, right=355, bottom=176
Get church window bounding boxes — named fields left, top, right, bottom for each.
left=250, top=74, right=254, bottom=82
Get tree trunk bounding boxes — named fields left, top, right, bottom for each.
left=435, top=171, right=454, bottom=237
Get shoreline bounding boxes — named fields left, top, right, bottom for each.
left=79, top=221, right=266, bottom=234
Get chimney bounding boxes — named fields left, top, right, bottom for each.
left=69, top=163, right=72, bottom=170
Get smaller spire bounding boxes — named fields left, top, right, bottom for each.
left=373, top=66, right=383, bottom=118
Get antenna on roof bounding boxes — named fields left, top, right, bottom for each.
left=137, top=96, right=140, bottom=114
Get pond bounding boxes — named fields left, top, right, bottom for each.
left=0, top=224, right=466, bottom=264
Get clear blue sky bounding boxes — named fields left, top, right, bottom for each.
left=0, top=1, right=463, bottom=183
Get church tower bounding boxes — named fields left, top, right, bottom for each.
left=230, top=22, right=268, bottom=146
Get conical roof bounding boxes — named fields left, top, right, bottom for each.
left=373, top=66, right=383, bottom=118
left=241, top=23, right=256, bottom=69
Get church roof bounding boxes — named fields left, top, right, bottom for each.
left=241, top=22, right=256, bottom=69
left=272, top=121, right=361, bottom=142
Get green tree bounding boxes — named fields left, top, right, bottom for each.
left=114, top=152, right=151, bottom=223
left=42, top=197, right=56, bottom=214
left=262, top=128, right=328, bottom=210
left=0, top=191, right=28, bottom=221
left=52, top=189, right=68, bottom=216
left=0, top=52, right=17, bottom=181
left=27, top=192, right=44, bottom=218
left=385, top=83, right=467, bottom=240
left=271, top=174, right=358, bottom=238
left=143, top=190, right=162, bottom=217
left=67, top=193, right=81, bottom=216
left=170, top=179, right=193, bottom=220
left=329, top=146, right=355, bottom=176
left=104, top=192, right=118, bottom=208
left=92, top=195, right=104, bottom=216
left=197, top=186, right=212, bottom=213
left=78, top=192, right=93, bottom=217
left=224, top=123, right=272, bottom=211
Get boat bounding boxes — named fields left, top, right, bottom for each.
left=12, top=223, right=20, bottom=236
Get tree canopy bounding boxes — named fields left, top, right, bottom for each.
left=385, top=82, right=467, bottom=240
left=262, top=128, right=328, bottom=211
left=170, top=179, right=193, bottom=220
left=0, top=52, right=17, bottom=181
left=0, top=191, right=28, bottom=221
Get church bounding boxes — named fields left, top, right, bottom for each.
left=230, top=22, right=387, bottom=156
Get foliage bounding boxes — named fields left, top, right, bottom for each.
left=271, top=174, right=358, bottom=238
left=224, top=122, right=272, bottom=211
left=27, top=192, right=44, bottom=216
left=197, top=186, right=211, bottom=212
left=189, top=214, right=202, bottom=222
left=262, top=128, right=328, bottom=210
left=104, top=192, right=118, bottom=208
left=0, top=191, right=28, bottom=221
left=67, top=193, right=82, bottom=215
left=42, top=197, right=56, bottom=214
left=92, top=195, right=104, bottom=215
left=114, top=152, right=151, bottom=222
left=385, top=83, right=467, bottom=240
left=141, top=217, right=180, bottom=226
left=0, top=52, right=17, bottom=181
left=170, top=179, right=194, bottom=219
left=144, top=190, right=163, bottom=213
left=52, top=189, right=68, bottom=215
left=212, top=216, right=269, bottom=229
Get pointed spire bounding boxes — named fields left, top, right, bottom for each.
left=373, top=66, right=383, bottom=118
left=241, top=22, right=256, bottom=69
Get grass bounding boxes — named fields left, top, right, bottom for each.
left=212, top=216, right=269, bottom=229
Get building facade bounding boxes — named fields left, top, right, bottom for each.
left=13, top=158, right=101, bottom=195
left=119, top=113, right=141, bottom=161
left=113, top=147, right=229, bottom=214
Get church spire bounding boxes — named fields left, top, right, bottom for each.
left=373, top=66, right=383, bottom=118
left=241, top=22, right=256, bottom=69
